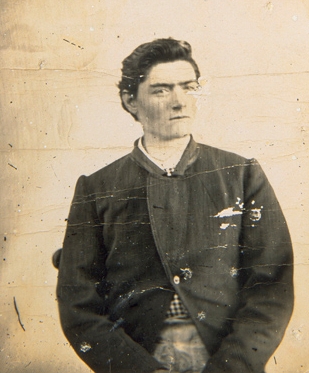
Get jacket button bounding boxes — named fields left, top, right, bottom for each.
left=173, top=275, right=180, bottom=285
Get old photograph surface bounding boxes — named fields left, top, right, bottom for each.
left=1, top=1, right=308, bottom=372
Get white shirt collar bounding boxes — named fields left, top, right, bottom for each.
left=137, top=137, right=190, bottom=172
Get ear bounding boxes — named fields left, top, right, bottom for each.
left=121, top=90, right=138, bottom=116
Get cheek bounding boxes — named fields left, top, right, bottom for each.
left=187, top=95, right=198, bottom=110
left=147, top=100, right=169, bottom=119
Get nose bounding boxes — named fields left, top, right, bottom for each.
left=171, top=86, right=187, bottom=110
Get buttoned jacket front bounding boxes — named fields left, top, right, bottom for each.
left=57, top=138, right=293, bottom=373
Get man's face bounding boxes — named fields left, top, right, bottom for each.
left=134, top=61, right=199, bottom=141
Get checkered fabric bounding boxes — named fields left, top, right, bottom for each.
left=166, top=293, right=189, bottom=318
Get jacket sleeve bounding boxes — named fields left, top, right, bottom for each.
left=203, top=159, right=294, bottom=373
left=56, top=175, right=166, bottom=373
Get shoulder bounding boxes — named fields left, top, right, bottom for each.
left=88, top=153, right=132, bottom=179
left=196, top=142, right=251, bottom=167
left=193, top=142, right=265, bottom=187
left=194, top=143, right=258, bottom=176
left=76, top=152, right=145, bottom=194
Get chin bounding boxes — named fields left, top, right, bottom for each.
left=167, top=132, right=190, bottom=140
left=171, top=124, right=192, bottom=137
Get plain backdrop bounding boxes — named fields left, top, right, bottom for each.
left=1, top=1, right=308, bottom=372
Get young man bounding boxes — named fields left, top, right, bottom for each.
left=55, top=38, right=293, bottom=373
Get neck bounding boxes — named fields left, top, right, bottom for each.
left=142, top=134, right=191, bottom=162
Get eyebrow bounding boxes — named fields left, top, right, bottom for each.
left=149, top=80, right=198, bottom=89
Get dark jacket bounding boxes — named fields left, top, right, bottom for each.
left=56, top=138, right=293, bottom=373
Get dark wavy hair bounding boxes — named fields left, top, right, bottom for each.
left=118, top=38, right=200, bottom=119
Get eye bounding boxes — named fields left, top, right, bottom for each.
left=183, top=82, right=201, bottom=92
left=152, top=87, right=170, bottom=96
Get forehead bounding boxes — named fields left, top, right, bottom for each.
left=145, top=61, right=196, bottom=85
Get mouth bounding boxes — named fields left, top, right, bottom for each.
left=169, top=115, right=190, bottom=121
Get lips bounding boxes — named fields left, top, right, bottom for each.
left=170, top=115, right=190, bottom=120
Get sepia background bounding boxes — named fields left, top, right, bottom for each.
left=1, top=1, right=308, bottom=372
